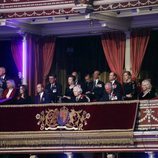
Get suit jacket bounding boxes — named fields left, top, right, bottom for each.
left=83, top=81, right=93, bottom=93
left=35, top=92, right=51, bottom=104
left=100, top=91, right=122, bottom=101
left=92, top=80, right=105, bottom=101
left=0, top=75, right=9, bottom=90
left=111, top=80, right=122, bottom=94
left=45, top=83, right=62, bottom=103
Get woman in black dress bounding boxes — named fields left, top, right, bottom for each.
left=122, top=71, right=137, bottom=100
left=16, top=85, right=32, bottom=104
left=138, top=79, right=156, bottom=100
left=62, top=75, right=75, bottom=103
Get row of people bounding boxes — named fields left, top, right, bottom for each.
left=41, top=70, right=156, bottom=102
left=0, top=66, right=156, bottom=104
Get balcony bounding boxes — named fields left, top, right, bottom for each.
left=0, top=100, right=157, bottom=154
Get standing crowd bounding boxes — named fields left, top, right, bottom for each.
left=0, top=67, right=156, bottom=105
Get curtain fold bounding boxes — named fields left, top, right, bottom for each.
left=11, top=39, right=23, bottom=73
left=130, top=29, right=150, bottom=79
left=42, top=37, right=56, bottom=86
left=26, top=34, right=41, bottom=96
left=101, top=32, right=126, bottom=82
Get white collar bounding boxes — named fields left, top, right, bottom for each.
left=39, top=92, right=44, bottom=97
left=111, top=80, right=115, bottom=84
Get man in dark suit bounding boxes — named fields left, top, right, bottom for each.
left=45, top=74, right=62, bottom=103
left=0, top=67, right=9, bottom=90
left=92, top=70, right=104, bottom=101
left=109, top=72, right=122, bottom=95
left=72, top=71, right=82, bottom=86
left=35, top=84, right=51, bottom=104
left=82, top=74, right=93, bottom=101
left=100, top=82, right=122, bottom=101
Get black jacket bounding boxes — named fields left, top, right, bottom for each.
left=45, top=83, right=62, bottom=103
left=100, top=91, right=122, bottom=101
left=35, top=92, right=51, bottom=104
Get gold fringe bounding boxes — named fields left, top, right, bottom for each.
left=0, top=131, right=134, bottom=148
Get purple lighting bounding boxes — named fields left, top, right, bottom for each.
left=22, top=35, right=27, bottom=85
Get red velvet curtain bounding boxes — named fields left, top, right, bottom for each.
left=101, top=32, right=126, bottom=82
left=130, top=29, right=150, bottom=79
left=11, top=39, right=23, bottom=73
left=42, top=37, right=56, bottom=86
left=26, top=34, right=41, bottom=96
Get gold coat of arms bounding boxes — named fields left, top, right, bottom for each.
left=36, top=106, right=90, bottom=131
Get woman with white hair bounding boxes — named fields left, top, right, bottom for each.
left=73, top=85, right=90, bottom=102
left=1, top=79, right=17, bottom=100
left=138, top=79, right=156, bottom=100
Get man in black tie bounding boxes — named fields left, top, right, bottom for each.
left=35, top=83, right=51, bottom=104
left=109, top=72, right=122, bottom=95
left=45, top=74, right=62, bottom=103
left=92, top=70, right=104, bottom=101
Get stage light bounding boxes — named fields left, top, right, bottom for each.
left=64, top=152, right=73, bottom=158
left=101, top=23, right=107, bottom=27
left=85, top=13, right=90, bottom=19
left=147, top=152, right=155, bottom=158
left=0, top=19, right=6, bottom=26
left=22, top=35, right=27, bottom=85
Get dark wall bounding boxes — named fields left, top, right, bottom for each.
left=141, top=30, right=158, bottom=89
left=0, top=40, right=18, bottom=79
left=52, top=35, right=110, bottom=80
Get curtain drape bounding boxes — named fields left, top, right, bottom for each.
left=130, top=29, right=150, bottom=79
left=101, top=32, right=126, bottom=82
left=42, top=37, right=55, bottom=86
left=11, top=39, right=23, bottom=74
left=26, top=34, right=41, bottom=96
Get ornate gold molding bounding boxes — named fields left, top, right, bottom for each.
left=0, top=130, right=134, bottom=150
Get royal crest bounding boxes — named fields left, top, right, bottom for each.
left=36, top=106, right=90, bottom=131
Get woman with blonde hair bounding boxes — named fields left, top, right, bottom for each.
left=138, top=79, right=155, bottom=100
left=122, top=71, right=137, bottom=100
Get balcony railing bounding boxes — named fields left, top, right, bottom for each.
left=0, top=100, right=157, bottom=153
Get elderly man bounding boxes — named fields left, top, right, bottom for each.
left=100, top=82, right=122, bottom=101
left=73, top=85, right=90, bottom=102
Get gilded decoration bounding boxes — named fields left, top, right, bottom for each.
left=36, top=106, right=90, bottom=130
